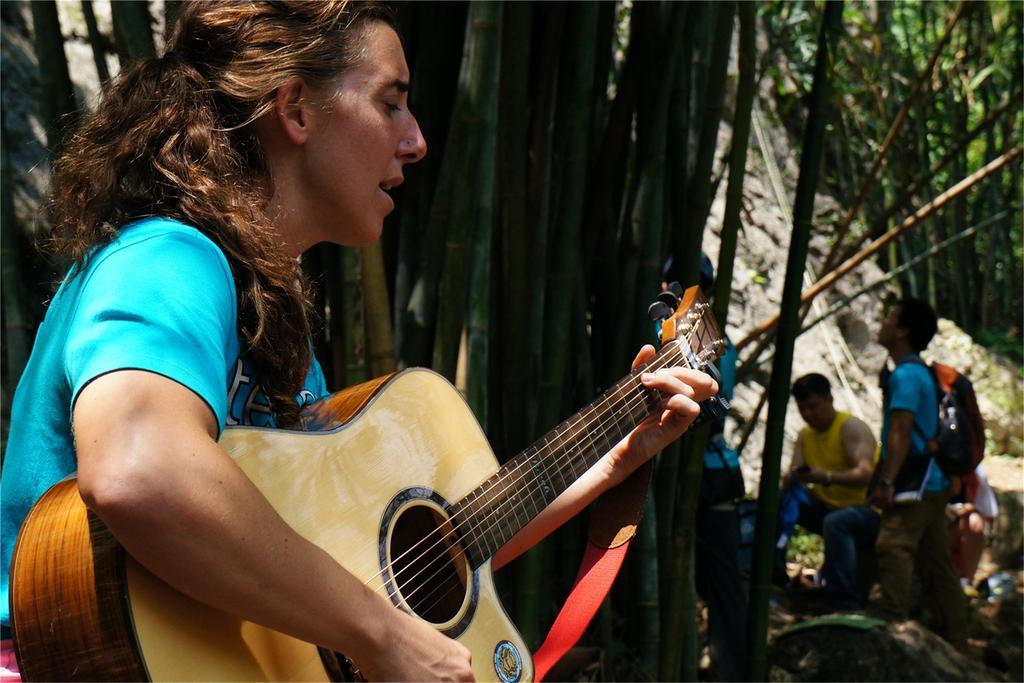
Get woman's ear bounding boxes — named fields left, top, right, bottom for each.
left=271, top=78, right=312, bottom=146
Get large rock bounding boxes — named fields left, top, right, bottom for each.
left=769, top=619, right=1008, bottom=682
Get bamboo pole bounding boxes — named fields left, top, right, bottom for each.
left=1, top=120, right=30, bottom=392
left=431, top=1, right=503, bottom=380
left=81, top=1, right=111, bottom=85
left=537, top=0, right=598, bottom=432
left=360, top=242, right=396, bottom=377
left=672, top=1, right=736, bottom=282
left=341, top=247, right=366, bottom=386
left=465, top=28, right=500, bottom=429
left=712, top=0, right=756, bottom=331
left=30, top=1, right=78, bottom=154
left=746, top=3, right=844, bottom=679
left=516, top=1, right=572, bottom=650
left=736, top=145, right=1023, bottom=353
left=110, top=0, right=156, bottom=62
left=393, top=2, right=467, bottom=369
left=497, top=1, right=532, bottom=458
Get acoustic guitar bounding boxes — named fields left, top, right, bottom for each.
left=10, top=285, right=726, bottom=682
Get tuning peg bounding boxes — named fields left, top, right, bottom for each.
left=668, top=281, right=684, bottom=298
left=648, top=301, right=674, bottom=321
left=656, top=290, right=680, bottom=309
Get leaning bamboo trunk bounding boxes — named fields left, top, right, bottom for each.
left=746, top=4, right=844, bottom=679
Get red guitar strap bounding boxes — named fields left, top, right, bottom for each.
left=533, top=461, right=654, bottom=681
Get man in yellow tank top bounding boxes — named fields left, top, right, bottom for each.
left=775, top=373, right=881, bottom=611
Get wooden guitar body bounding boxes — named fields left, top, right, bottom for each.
left=13, top=285, right=726, bottom=682
left=11, top=369, right=533, bottom=682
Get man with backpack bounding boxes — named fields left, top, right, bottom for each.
left=869, top=297, right=967, bottom=649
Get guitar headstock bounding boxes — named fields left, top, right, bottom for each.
left=653, top=283, right=728, bottom=367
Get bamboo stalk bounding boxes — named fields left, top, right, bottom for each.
left=110, top=0, right=156, bottom=62
left=1, top=120, right=30, bottom=393
left=30, top=1, right=78, bottom=154
left=517, top=0, right=566, bottom=650
left=393, top=3, right=467, bottom=369
left=536, top=1, right=598, bottom=432
left=81, top=1, right=111, bottom=85
left=713, top=0, right=756, bottom=330
left=431, top=1, right=503, bottom=381
left=465, top=25, right=500, bottom=428
left=672, top=0, right=736, bottom=282
left=497, top=1, right=532, bottom=457
left=746, top=4, right=844, bottom=679
left=360, top=242, right=395, bottom=377
left=341, top=247, right=366, bottom=387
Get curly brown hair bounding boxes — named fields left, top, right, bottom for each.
left=45, top=1, right=396, bottom=427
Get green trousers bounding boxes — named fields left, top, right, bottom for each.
left=874, top=489, right=967, bottom=649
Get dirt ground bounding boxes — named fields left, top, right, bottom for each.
left=984, top=455, right=1023, bottom=492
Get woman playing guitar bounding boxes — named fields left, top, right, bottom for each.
left=0, top=3, right=717, bottom=680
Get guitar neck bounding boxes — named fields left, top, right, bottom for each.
left=450, top=339, right=697, bottom=567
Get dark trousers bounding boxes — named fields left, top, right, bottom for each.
left=774, top=493, right=880, bottom=610
left=696, top=504, right=747, bottom=682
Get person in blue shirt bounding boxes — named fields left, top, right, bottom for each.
left=0, top=3, right=719, bottom=680
left=664, top=253, right=747, bottom=681
left=869, top=297, right=966, bottom=649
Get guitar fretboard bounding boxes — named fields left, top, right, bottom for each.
left=448, top=339, right=700, bottom=568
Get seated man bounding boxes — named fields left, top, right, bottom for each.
left=948, top=465, right=998, bottom=595
left=776, top=373, right=881, bottom=610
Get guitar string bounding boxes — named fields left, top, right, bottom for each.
left=377, top=313, right=717, bottom=611
left=389, top=326, right=719, bottom=617
left=379, top=315, right=715, bottom=613
left=371, top=311, right=716, bottom=608
left=395, top=332, right=718, bottom=617
left=370, top=338, right=697, bottom=607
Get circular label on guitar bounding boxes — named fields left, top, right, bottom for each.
left=493, top=640, right=522, bottom=683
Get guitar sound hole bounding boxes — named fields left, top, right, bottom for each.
left=389, top=504, right=468, bottom=625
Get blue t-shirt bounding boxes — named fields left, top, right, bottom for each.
left=880, top=355, right=948, bottom=493
left=0, top=218, right=327, bottom=627
left=704, top=338, right=737, bottom=471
